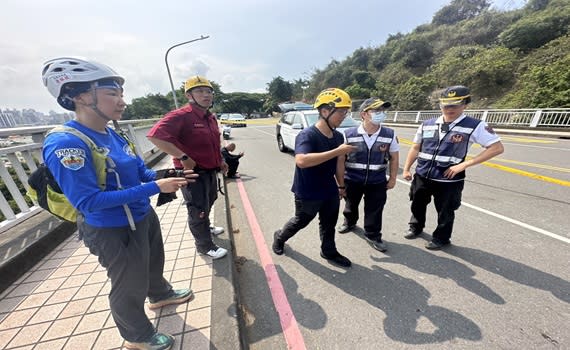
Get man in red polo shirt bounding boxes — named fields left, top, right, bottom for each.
left=147, top=76, right=228, bottom=259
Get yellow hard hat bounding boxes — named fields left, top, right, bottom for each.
left=184, top=76, right=213, bottom=92
left=313, top=88, right=352, bottom=109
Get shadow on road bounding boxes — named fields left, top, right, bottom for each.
left=367, top=241, right=506, bottom=305
left=444, top=245, right=570, bottom=304
left=288, top=249, right=482, bottom=345
left=230, top=256, right=327, bottom=346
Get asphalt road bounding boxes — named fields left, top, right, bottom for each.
left=224, top=124, right=570, bottom=350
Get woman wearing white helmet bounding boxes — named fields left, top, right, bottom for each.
left=41, top=57, right=196, bottom=350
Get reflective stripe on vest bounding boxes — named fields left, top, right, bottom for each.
left=344, top=127, right=394, bottom=184
left=415, top=117, right=480, bottom=180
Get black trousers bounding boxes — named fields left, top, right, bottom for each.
left=277, top=195, right=340, bottom=255
left=181, top=170, right=218, bottom=253
left=80, top=211, right=172, bottom=342
left=408, top=174, right=464, bottom=243
left=226, top=158, right=239, bottom=177
left=342, top=180, right=387, bottom=239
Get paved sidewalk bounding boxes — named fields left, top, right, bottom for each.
left=0, top=195, right=219, bottom=349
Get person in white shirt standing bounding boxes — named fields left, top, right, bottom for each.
left=402, top=85, right=504, bottom=250
left=337, top=97, right=399, bottom=252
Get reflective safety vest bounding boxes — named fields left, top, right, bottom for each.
left=416, top=117, right=481, bottom=180
left=344, top=126, right=394, bottom=184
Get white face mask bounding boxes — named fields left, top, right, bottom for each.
left=370, top=112, right=387, bottom=125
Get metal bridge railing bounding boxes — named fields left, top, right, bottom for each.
left=0, top=118, right=161, bottom=233
left=388, top=108, right=570, bottom=128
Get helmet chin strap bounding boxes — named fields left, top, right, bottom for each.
left=324, top=107, right=337, bottom=132
left=88, top=84, right=113, bottom=122
left=189, top=92, right=212, bottom=110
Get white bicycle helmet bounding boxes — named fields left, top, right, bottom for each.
left=42, top=57, right=125, bottom=110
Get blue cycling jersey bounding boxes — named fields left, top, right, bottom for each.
left=43, top=120, right=160, bottom=228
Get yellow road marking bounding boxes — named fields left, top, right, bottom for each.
left=485, top=158, right=570, bottom=173
left=398, top=137, right=570, bottom=186
left=500, top=136, right=556, bottom=144
left=481, top=161, right=570, bottom=187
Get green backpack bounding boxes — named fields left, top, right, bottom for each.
left=27, top=126, right=137, bottom=229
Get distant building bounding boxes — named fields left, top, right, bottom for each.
left=0, top=110, right=17, bottom=128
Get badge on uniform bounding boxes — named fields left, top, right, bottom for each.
left=55, top=148, right=86, bottom=171
left=423, top=130, right=435, bottom=138
left=450, top=134, right=464, bottom=143
left=378, top=144, right=388, bottom=152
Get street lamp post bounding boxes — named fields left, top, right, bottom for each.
left=165, top=35, right=210, bottom=109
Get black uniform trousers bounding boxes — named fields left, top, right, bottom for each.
left=180, top=169, right=218, bottom=253
left=342, top=179, right=387, bottom=240
left=408, top=174, right=465, bottom=243
left=277, top=195, right=340, bottom=255
left=80, top=210, right=172, bottom=342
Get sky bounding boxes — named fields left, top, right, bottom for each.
left=0, top=0, right=522, bottom=114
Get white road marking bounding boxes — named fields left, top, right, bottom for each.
left=396, top=179, right=570, bottom=244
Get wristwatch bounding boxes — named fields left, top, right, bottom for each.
left=177, top=154, right=189, bottom=161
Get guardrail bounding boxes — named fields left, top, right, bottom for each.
left=388, top=108, right=570, bottom=128
left=0, top=118, right=161, bottom=233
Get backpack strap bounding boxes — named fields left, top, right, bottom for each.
left=47, top=126, right=137, bottom=231
left=47, top=126, right=108, bottom=191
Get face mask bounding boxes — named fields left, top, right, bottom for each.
left=370, top=112, right=387, bottom=125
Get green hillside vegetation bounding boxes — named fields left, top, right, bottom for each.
left=122, top=0, right=570, bottom=119
left=304, top=0, right=570, bottom=110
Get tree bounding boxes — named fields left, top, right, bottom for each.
left=390, top=36, right=434, bottom=70
left=430, top=45, right=518, bottom=105
left=216, top=92, right=266, bottom=115
left=351, top=71, right=376, bottom=90
left=497, top=35, right=570, bottom=108
left=345, top=84, right=372, bottom=100
left=267, top=76, right=293, bottom=103
left=394, top=76, right=437, bottom=110
left=432, top=0, right=491, bottom=25
left=499, top=7, right=570, bottom=50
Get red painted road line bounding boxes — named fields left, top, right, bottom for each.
left=235, top=179, right=307, bottom=350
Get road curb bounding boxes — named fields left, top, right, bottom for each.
left=210, top=175, right=247, bottom=350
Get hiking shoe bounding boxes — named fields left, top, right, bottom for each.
left=272, top=230, right=285, bottom=255
left=365, top=236, right=388, bottom=252
left=202, top=246, right=227, bottom=259
left=210, top=226, right=225, bottom=235
left=320, top=251, right=352, bottom=267
left=337, top=223, right=355, bottom=234
left=404, top=227, right=422, bottom=239
left=148, top=288, right=194, bottom=310
left=124, top=332, right=174, bottom=350
left=425, top=240, right=450, bottom=250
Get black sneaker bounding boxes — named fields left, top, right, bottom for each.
left=320, top=251, right=351, bottom=267
left=337, top=223, right=355, bottom=234
left=272, top=230, right=285, bottom=255
left=364, top=236, right=388, bottom=252
left=425, top=240, right=450, bottom=250
left=404, top=227, right=422, bottom=239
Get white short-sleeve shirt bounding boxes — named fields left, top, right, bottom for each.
left=412, top=114, right=500, bottom=148
left=357, top=125, right=400, bottom=153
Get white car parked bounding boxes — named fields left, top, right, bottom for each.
left=275, top=109, right=360, bottom=152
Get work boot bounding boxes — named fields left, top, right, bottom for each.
left=272, top=230, right=285, bottom=255
left=425, top=240, right=451, bottom=250
left=320, top=251, right=351, bottom=267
